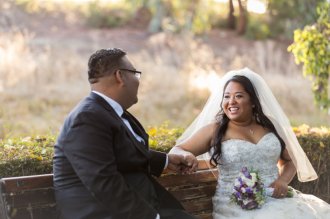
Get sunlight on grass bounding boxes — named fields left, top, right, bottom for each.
left=1, top=28, right=329, bottom=137
left=0, top=31, right=36, bottom=91
left=0, top=1, right=328, bottom=137
left=190, top=70, right=221, bottom=92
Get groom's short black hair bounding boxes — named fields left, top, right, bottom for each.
left=88, top=48, right=126, bottom=84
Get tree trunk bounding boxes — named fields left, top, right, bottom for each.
left=133, top=6, right=152, bottom=29
left=227, top=0, right=235, bottom=29
left=237, top=0, right=248, bottom=35
left=185, top=0, right=199, bottom=31
left=148, top=0, right=165, bottom=33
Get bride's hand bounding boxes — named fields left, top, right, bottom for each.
left=180, top=154, right=198, bottom=174
left=270, top=179, right=288, bottom=199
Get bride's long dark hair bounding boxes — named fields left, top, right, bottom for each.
left=210, top=75, right=286, bottom=166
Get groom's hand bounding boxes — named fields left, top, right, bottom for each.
left=182, top=154, right=198, bottom=174
left=167, top=154, right=198, bottom=174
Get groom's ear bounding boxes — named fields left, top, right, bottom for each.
left=114, top=69, right=125, bottom=85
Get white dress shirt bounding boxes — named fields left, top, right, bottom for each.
left=92, top=91, right=145, bottom=143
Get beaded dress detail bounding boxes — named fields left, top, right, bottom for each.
left=212, top=133, right=330, bottom=219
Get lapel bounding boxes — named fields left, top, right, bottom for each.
left=90, top=92, right=150, bottom=158
left=122, top=111, right=149, bottom=143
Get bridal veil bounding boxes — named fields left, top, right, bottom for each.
left=177, top=68, right=317, bottom=182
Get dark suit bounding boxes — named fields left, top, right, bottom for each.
left=53, top=92, right=195, bottom=219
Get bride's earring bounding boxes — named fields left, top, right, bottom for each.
left=253, top=110, right=260, bottom=123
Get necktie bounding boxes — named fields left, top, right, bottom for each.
left=122, top=111, right=145, bottom=144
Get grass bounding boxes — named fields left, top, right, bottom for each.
left=0, top=1, right=329, bottom=138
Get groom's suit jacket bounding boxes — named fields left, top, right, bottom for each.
left=53, top=92, right=182, bottom=219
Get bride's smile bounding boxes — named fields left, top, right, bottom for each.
left=222, top=81, right=254, bottom=124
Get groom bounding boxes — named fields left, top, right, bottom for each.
left=53, top=48, right=197, bottom=219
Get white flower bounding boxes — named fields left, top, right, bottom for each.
left=234, top=179, right=241, bottom=187
left=250, top=173, right=257, bottom=183
left=243, top=199, right=252, bottom=205
left=245, top=178, right=255, bottom=187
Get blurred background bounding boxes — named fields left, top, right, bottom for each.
left=0, top=0, right=329, bottom=138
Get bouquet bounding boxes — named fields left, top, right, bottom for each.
left=231, top=167, right=294, bottom=210
left=231, top=167, right=266, bottom=210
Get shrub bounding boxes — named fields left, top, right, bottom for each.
left=290, top=125, right=330, bottom=202
left=0, top=124, right=329, bottom=202
left=0, top=123, right=182, bottom=177
left=0, top=135, right=54, bottom=177
left=85, top=3, right=130, bottom=28
left=288, top=2, right=330, bottom=110
left=147, top=122, right=184, bottom=152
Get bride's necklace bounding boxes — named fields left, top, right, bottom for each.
left=231, top=119, right=254, bottom=135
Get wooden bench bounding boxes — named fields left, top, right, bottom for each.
left=0, top=160, right=218, bottom=219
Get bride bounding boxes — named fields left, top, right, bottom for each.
left=170, top=68, right=330, bottom=218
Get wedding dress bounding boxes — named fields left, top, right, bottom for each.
left=212, top=132, right=330, bottom=219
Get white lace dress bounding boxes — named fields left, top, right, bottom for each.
left=212, top=132, right=330, bottom=219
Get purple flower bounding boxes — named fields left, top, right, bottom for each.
left=241, top=167, right=251, bottom=179
left=231, top=167, right=266, bottom=210
left=238, top=177, right=243, bottom=185
left=245, top=187, right=253, bottom=194
left=235, top=191, right=242, bottom=199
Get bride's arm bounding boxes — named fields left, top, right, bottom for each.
left=169, top=123, right=216, bottom=173
left=170, top=123, right=216, bottom=156
left=270, top=148, right=296, bottom=198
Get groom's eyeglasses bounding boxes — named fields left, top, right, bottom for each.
left=119, top=68, right=142, bottom=79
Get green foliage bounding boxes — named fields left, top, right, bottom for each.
left=267, top=0, right=325, bottom=39
left=288, top=2, right=330, bottom=110
left=245, top=14, right=271, bottom=40
left=85, top=1, right=131, bottom=28
left=146, top=0, right=223, bottom=34
left=14, top=0, right=133, bottom=29
left=290, top=125, right=330, bottom=203
left=14, top=0, right=85, bottom=14
left=147, top=122, right=184, bottom=152
left=0, top=135, right=55, bottom=177
left=0, top=123, right=183, bottom=177
left=1, top=124, right=329, bottom=176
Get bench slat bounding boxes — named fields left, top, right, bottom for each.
left=5, top=206, right=59, bottom=219
left=196, top=212, right=213, bottom=219
left=1, top=174, right=53, bottom=193
left=158, top=169, right=218, bottom=187
left=170, top=184, right=216, bottom=201
left=182, top=197, right=213, bottom=214
left=0, top=181, right=7, bottom=219
left=3, top=188, right=55, bottom=208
